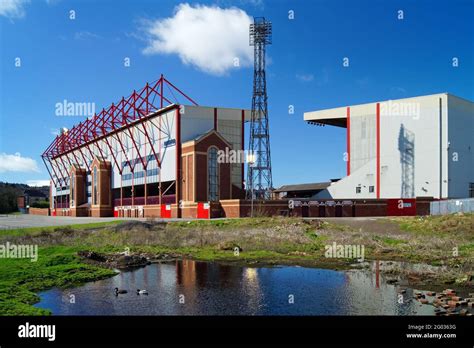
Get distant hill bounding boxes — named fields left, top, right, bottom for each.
left=0, top=182, right=49, bottom=213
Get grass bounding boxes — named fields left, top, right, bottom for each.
left=396, top=213, right=473, bottom=237
left=0, top=220, right=125, bottom=238
left=372, top=236, right=407, bottom=246
left=169, top=217, right=304, bottom=229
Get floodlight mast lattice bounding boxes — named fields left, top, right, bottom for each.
left=246, top=17, right=273, bottom=201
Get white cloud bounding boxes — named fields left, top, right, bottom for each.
left=141, top=3, right=253, bottom=76
left=74, top=31, right=102, bottom=40
left=0, top=153, right=40, bottom=173
left=0, top=0, right=30, bottom=19
left=296, top=73, right=314, bottom=82
left=26, top=179, right=50, bottom=187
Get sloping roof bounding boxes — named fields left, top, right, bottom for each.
left=182, top=129, right=232, bottom=148
left=274, top=182, right=331, bottom=193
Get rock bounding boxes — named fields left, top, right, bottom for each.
left=217, top=241, right=242, bottom=251
left=156, top=253, right=179, bottom=261
left=398, top=289, right=407, bottom=294
left=386, top=278, right=398, bottom=284
left=115, top=255, right=149, bottom=268
left=426, top=291, right=436, bottom=296
left=448, top=300, right=460, bottom=307
left=78, top=250, right=106, bottom=262
left=419, top=298, right=429, bottom=304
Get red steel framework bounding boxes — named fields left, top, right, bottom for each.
left=42, top=74, right=197, bottom=187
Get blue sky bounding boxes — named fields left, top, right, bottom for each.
left=0, top=0, right=473, bottom=187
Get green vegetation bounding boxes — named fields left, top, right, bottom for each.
left=30, top=201, right=50, bottom=209
left=396, top=213, right=473, bottom=237
left=0, top=183, right=21, bottom=214
left=0, top=246, right=116, bottom=315
left=372, top=236, right=407, bottom=246
left=0, top=214, right=472, bottom=315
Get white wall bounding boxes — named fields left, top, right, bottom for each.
left=447, top=95, right=474, bottom=198
left=379, top=94, right=448, bottom=199
left=315, top=94, right=452, bottom=199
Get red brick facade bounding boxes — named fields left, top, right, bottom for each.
left=90, top=158, right=113, bottom=217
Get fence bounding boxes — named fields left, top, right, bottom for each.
left=430, top=198, right=474, bottom=215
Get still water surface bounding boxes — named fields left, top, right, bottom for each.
left=35, top=260, right=437, bottom=315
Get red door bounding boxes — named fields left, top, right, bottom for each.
left=161, top=204, right=172, bottom=218
left=197, top=202, right=210, bottom=219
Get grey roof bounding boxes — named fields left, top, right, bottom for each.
left=274, top=182, right=331, bottom=193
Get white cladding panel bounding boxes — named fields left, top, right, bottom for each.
left=180, top=105, right=214, bottom=142
left=447, top=95, right=474, bottom=198
left=112, top=108, right=177, bottom=188
left=379, top=95, right=447, bottom=199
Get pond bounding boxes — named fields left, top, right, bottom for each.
left=35, top=260, right=448, bottom=315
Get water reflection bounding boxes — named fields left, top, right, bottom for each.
left=35, top=260, right=440, bottom=316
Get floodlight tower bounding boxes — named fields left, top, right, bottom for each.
left=246, top=17, right=273, bottom=200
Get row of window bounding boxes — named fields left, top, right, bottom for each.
left=122, top=168, right=160, bottom=181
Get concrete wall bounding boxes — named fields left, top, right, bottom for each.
left=447, top=95, right=474, bottom=198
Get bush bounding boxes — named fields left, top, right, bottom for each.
left=31, top=201, right=50, bottom=209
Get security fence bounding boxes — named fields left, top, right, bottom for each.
left=430, top=198, right=474, bottom=215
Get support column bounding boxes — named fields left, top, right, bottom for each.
left=376, top=103, right=381, bottom=199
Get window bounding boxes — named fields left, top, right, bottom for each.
left=356, top=186, right=361, bottom=194
left=369, top=186, right=374, bottom=193
left=208, top=147, right=219, bottom=201
left=93, top=166, right=98, bottom=205
left=470, top=183, right=474, bottom=198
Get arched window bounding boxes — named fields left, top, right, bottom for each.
left=208, top=147, right=219, bottom=201
left=93, top=166, right=98, bottom=205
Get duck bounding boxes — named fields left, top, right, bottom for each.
left=114, top=287, right=127, bottom=295
left=137, top=289, right=148, bottom=295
